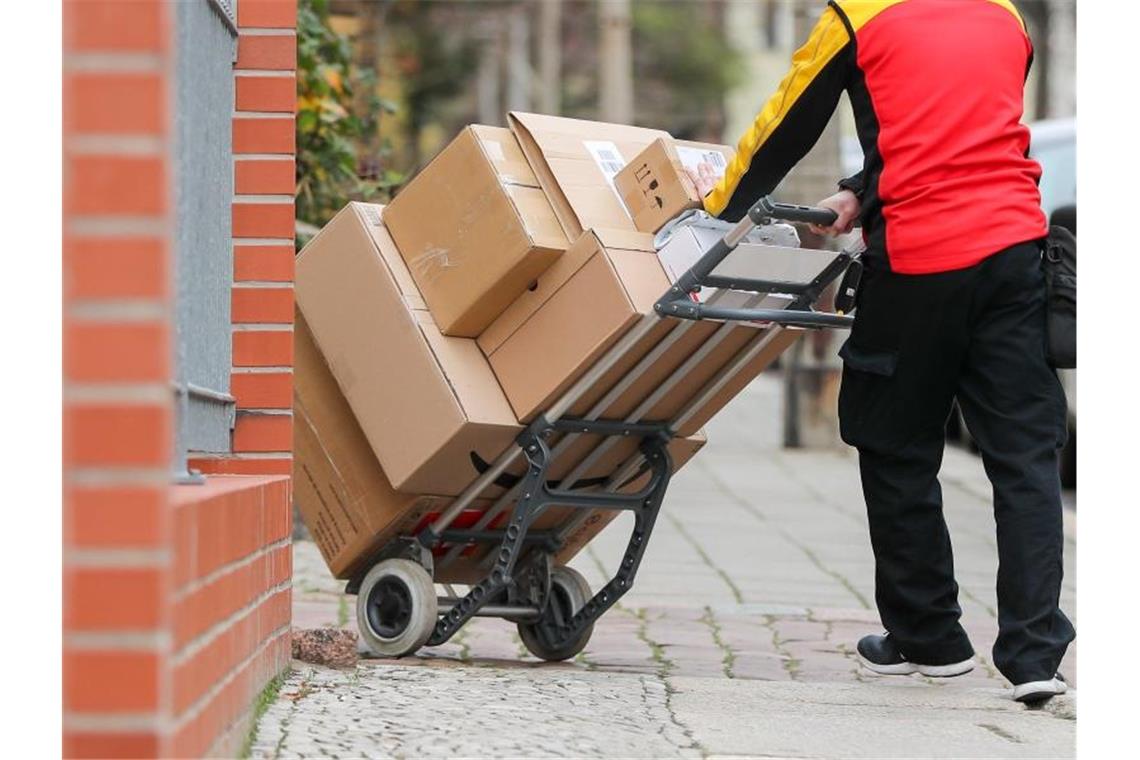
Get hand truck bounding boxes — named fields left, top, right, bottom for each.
left=347, top=197, right=858, bottom=661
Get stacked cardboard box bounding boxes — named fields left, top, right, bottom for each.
left=294, top=198, right=706, bottom=582
left=295, top=116, right=802, bottom=583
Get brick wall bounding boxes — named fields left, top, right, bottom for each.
left=63, top=2, right=176, bottom=755
left=168, top=477, right=292, bottom=757
left=63, top=2, right=297, bottom=757
left=192, top=0, right=297, bottom=479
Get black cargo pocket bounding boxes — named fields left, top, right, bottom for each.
left=838, top=339, right=899, bottom=449
left=838, top=339, right=898, bottom=377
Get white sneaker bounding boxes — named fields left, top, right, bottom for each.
left=856, top=633, right=975, bottom=677
left=1012, top=673, right=1067, bottom=703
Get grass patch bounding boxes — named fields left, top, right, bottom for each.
left=699, top=605, right=737, bottom=679
left=239, top=669, right=289, bottom=758
left=632, top=607, right=673, bottom=677
left=763, top=614, right=802, bottom=681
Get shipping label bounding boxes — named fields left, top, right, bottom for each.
left=675, top=146, right=729, bottom=180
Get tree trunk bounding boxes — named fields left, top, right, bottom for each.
left=598, top=0, right=633, bottom=123
left=538, top=0, right=563, bottom=114
left=476, top=17, right=502, bottom=125
left=506, top=2, right=531, bottom=113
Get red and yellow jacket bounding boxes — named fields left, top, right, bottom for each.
left=705, top=0, right=1048, bottom=274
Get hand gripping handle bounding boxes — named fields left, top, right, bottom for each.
left=750, top=197, right=839, bottom=227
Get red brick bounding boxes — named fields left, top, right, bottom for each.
left=66, top=72, right=164, bottom=135
left=65, top=567, right=164, bottom=630
left=236, top=75, right=296, bottom=113
left=232, top=287, right=294, bottom=323
left=234, top=245, right=294, bottom=282
left=232, top=372, right=292, bottom=409
left=233, top=202, right=294, bottom=238
left=235, top=159, right=295, bottom=196
left=65, top=0, right=166, bottom=53
left=267, top=484, right=293, bottom=542
left=174, top=606, right=265, bottom=713
left=64, top=732, right=162, bottom=759
left=238, top=0, right=298, bottom=29
left=233, top=117, right=294, bottom=154
left=171, top=478, right=292, bottom=585
left=67, top=485, right=166, bottom=548
left=270, top=544, right=293, bottom=586
left=190, top=456, right=293, bottom=476
left=64, top=650, right=161, bottom=711
left=65, top=237, right=168, bottom=300
left=234, top=414, right=292, bottom=452
left=236, top=34, right=296, bottom=70
left=173, top=500, right=196, bottom=589
left=171, top=632, right=284, bottom=759
left=233, top=329, right=293, bottom=367
left=65, top=322, right=168, bottom=383
left=68, top=155, right=165, bottom=216
left=174, top=563, right=259, bottom=649
left=66, top=404, right=170, bottom=468
left=262, top=588, right=292, bottom=632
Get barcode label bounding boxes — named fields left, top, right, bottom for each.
left=584, top=141, right=628, bottom=184
left=583, top=140, right=631, bottom=218
left=676, top=146, right=729, bottom=179
left=361, top=205, right=382, bottom=225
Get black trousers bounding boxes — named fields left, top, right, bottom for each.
left=837, top=241, right=1074, bottom=684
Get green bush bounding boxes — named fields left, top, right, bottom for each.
left=295, top=0, right=401, bottom=248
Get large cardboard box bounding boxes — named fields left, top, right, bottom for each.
left=481, top=227, right=804, bottom=431
left=294, top=310, right=445, bottom=579
left=614, top=137, right=733, bottom=234
left=296, top=202, right=524, bottom=495
left=297, top=309, right=707, bottom=582
left=383, top=125, right=568, bottom=337
left=481, top=229, right=670, bottom=421
left=507, top=112, right=670, bottom=247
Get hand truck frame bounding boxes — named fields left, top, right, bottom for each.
left=348, top=196, right=857, bottom=661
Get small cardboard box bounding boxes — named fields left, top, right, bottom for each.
left=507, top=111, right=669, bottom=247
left=383, top=125, right=568, bottom=337
left=296, top=202, right=524, bottom=495
left=481, top=227, right=804, bottom=431
left=614, top=137, right=733, bottom=234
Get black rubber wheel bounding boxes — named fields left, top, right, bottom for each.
left=355, top=559, right=437, bottom=657
left=518, top=566, right=594, bottom=662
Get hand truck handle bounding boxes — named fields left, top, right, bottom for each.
left=656, top=196, right=843, bottom=310
left=751, top=197, right=839, bottom=228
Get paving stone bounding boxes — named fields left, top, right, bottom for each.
left=267, top=377, right=1076, bottom=758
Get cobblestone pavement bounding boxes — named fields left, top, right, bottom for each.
left=256, top=375, right=1077, bottom=759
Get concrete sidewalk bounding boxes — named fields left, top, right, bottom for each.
left=257, top=373, right=1076, bottom=759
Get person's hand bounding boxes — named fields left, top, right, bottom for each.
left=683, top=162, right=719, bottom=198
left=809, top=189, right=860, bottom=236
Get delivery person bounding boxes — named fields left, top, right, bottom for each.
left=686, top=0, right=1073, bottom=703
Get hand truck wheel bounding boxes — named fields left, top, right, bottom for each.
left=355, top=558, right=438, bottom=658
left=518, top=566, right=595, bottom=662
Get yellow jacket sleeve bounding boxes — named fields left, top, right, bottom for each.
left=704, top=3, right=855, bottom=220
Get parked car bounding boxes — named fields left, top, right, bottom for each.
left=843, top=118, right=1077, bottom=487
left=1032, top=118, right=1076, bottom=487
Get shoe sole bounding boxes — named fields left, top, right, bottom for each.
left=1013, top=679, right=1067, bottom=703
left=858, top=654, right=975, bottom=678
